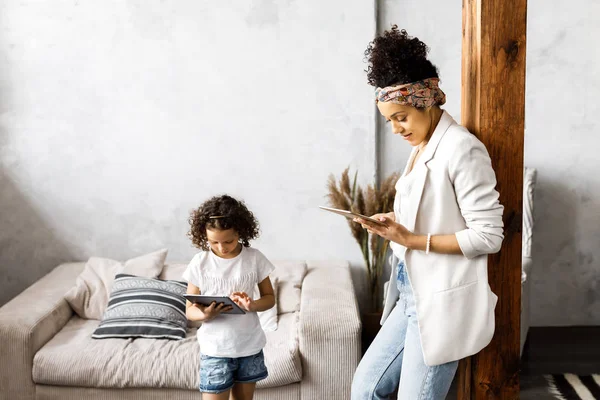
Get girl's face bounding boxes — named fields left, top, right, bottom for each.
left=206, top=228, right=241, bottom=259
left=377, top=102, right=437, bottom=147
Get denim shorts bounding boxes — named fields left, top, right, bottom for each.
left=199, top=350, right=268, bottom=393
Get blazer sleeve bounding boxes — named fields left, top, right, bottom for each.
left=449, top=134, right=505, bottom=259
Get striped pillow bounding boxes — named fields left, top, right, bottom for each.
left=92, top=273, right=188, bottom=340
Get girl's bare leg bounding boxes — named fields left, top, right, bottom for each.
left=230, top=382, right=256, bottom=400
left=202, top=389, right=231, bottom=400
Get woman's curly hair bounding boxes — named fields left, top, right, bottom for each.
left=364, top=25, right=439, bottom=88
left=187, top=195, right=260, bottom=251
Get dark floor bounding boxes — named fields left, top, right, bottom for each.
left=447, top=326, right=600, bottom=399
left=447, top=375, right=559, bottom=400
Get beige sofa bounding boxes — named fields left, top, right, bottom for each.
left=0, top=260, right=361, bottom=400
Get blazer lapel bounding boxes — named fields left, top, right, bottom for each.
left=404, top=111, right=455, bottom=232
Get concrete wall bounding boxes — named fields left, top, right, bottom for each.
left=0, top=0, right=376, bottom=307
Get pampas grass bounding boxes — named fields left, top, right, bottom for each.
left=327, top=168, right=400, bottom=312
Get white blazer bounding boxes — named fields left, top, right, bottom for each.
left=381, top=111, right=504, bottom=366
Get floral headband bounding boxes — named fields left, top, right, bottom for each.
left=374, top=77, right=446, bottom=108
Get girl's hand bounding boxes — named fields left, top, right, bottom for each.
left=194, top=302, right=232, bottom=322
left=353, top=215, right=414, bottom=248
left=231, top=291, right=256, bottom=312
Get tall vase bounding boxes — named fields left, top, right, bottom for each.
left=361, top=310, right=383, bottom=353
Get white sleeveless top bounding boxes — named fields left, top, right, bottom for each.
left=390, top=151, right=421, bottom=259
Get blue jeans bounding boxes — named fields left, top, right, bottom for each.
left=199, top=350, right=268, bottom=393
left=351, top=261, right=458, bottom=399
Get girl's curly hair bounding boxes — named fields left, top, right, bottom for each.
left=364, top=25, right=439, bottom=88
left=187, top=195, right=260, bottom=251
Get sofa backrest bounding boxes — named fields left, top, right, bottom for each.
left=523, top=167, right=537, bottom=259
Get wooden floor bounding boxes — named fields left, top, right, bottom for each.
left=447, top=326, right=600, bottom=399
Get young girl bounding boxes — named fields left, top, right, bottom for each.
left=183, top=194, right=275, bottom=400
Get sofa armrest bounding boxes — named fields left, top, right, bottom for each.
left=299, top=261, right=362, bottom=400
left=520, top=256, right=533, bottom=358
left=0, top=262, right=84, bottom=400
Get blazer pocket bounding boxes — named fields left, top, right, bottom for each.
left=431, top=262, right=479, bottom=293
left=434, top=280, right=478, bottom=294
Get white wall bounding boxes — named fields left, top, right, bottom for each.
left=0, top=0, right=376, bottom=307
left=2, top=1, right=599, bottom=326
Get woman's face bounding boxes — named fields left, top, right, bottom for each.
left=377, top=102, right=436, bottom=147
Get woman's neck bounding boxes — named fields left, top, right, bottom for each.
left=420, top=107, right=443, bottom=150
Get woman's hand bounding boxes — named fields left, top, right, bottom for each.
left=191, top=302, right=233, bottom=322
left=354, top=215, right=414, bottom=248
left=231, top=291, right=256, bottom=312
left=369, top=212, right=395, bottom=223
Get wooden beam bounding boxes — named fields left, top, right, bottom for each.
left=458, top=0, right=527, bottom=398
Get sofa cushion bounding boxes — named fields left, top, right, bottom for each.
left=92, top=274, right=188, bottom=340
left=254, top=276, right=279, bottom=332
left=270, top=261, right=307, bottom=314
left=32, top=313, right=301, bottom=389
left=65, top=249, right=168, bottom=320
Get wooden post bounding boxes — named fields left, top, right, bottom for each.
left=458, top=0, right=527, bottom=398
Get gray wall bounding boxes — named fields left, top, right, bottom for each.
left=1, top=1, right=599, bottom=326
left=525, top=0, right=600, bottom=326
left=0, top=0, right=376, bottom=307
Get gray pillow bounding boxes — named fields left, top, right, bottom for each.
left=92, top=273, right=187, bottom=340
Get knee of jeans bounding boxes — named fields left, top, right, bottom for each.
left=351, top=382, right=366, bottom=400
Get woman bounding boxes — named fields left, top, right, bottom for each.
left=351, top=27, right=504, bottom=399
